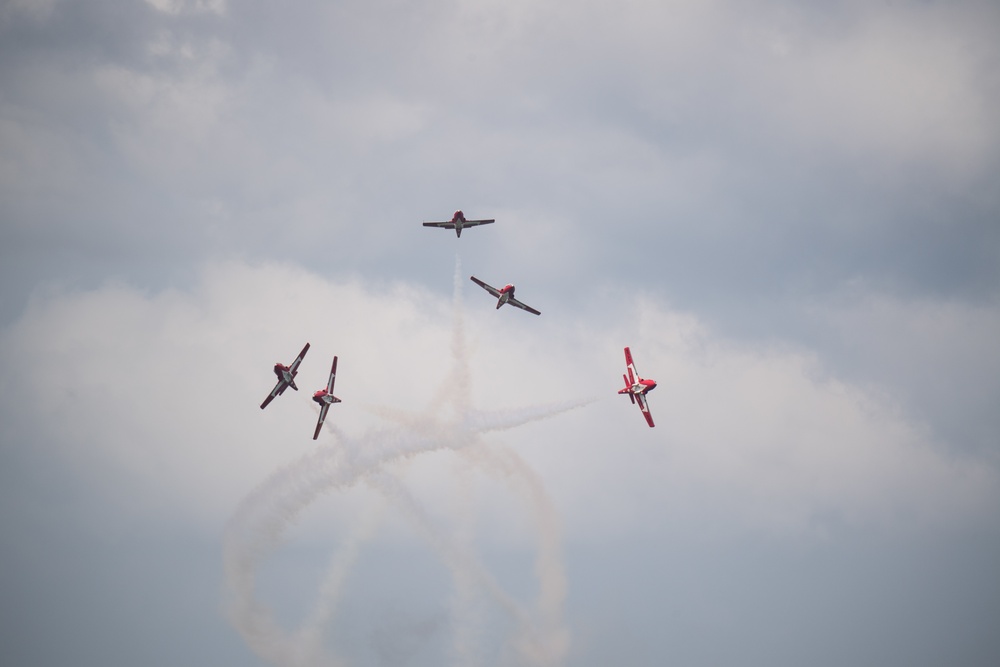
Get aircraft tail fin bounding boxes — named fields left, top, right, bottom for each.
left=621, top=374, right=635, bottom=403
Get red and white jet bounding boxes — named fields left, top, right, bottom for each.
left=260, top=342, right=310, bottom=410
left=470, top=276, right=541, bottom=315
left=618, top=347, right=656, bottom=427
left=312, top=356, right=342, bottom=440
left=423, top=210, right=494, bottom=238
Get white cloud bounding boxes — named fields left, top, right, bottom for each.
left=481, top=0, right=1000, bottom=180
left=2, top=3, right=998, bottom=663
left=757, top=5, right=999, bottom=176
left=807, top=290, right=1000, bottom=391
left=0, top=262, right=454, bottom=525
left=1, top=261, right=994, bottom=544
left=94, top=41, right=235, bottom=173
left=144, top=0, right=226, bottom=16
left=802, top=288, right=1000, bottom=454
left=510, top=299, right=998, bottom=545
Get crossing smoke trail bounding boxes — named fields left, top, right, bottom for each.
left=224, top=254, right=595, bottom=666
left=459, top=444, right=570, bottom=665
left=292, top=500, right=386, bottom=667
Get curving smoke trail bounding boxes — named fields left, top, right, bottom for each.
left=224, top=253, right=594, bottom=666
left=292, top=500, right=386, bottom=667
left=459, top=444, right=570, bottom=666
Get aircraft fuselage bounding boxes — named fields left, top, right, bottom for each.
left=628, top=379, right=656, bottom=395
left=273, top=364, right=298, bottom=390
left=497, top=285, right=515, bottom=309
left=312, top=390, right=340, bottom=406
left=452, top=211, right=466, bottom=237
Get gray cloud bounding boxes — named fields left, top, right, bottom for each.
left=1, top=1, right=998, bottom=665
left=2, top=259, right=997, bottom=665
left=4, top=1, right=997, bottom=316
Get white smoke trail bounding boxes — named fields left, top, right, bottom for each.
left=224, top=416, right=566, bottom=665
left=443, top=252, right=499, bottom=667
left=225, top=253, right=592, bottom=666
left=291, top=499, right=386, bottom=667
left=448, top=456, right=484, bottom=667
left=360, top=255, right=587, bottom=666
left=420, top=252, right=469, bottom=419
left=450, top=251, right=471, bottom=417
left=363, top=467, right=522, bottom=617
left=224, top=427, right=441, bottom=665
left=460, top=444, right=570, bottom=666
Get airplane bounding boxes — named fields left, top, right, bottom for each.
left=422, top=210, right=494, bottom=238
left=470, top=276, right=541, bottom=315
left=312, top=356, right=342, bottom=440
left=618, top=346, right=656, bottom=427
left=260, top=342, right=310, bottom=410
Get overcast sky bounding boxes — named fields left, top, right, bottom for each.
left=1, top=1, right=999, bottom=666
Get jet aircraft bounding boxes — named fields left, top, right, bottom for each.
left=312, top=356, right=342, bottom=440
left=618, top=346, right=656, bottom=427
left=260, top=342, right=310, bottom=410
left=423, top=210, right=494, bottom=238
left=470, top=276, right=541, bottom=315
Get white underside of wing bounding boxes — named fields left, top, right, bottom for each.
left=627, top=363, right=641, bottom=381
left=509, top=298, right=541, bottom=315
left=472, top=278, right=501, bottom=297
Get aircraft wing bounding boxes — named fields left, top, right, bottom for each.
left=508, top=297, right=541, bottom=316
left=260, top=380, right=285, bottom=409
left=636, top=392, right=655, bottom=427
left=470, top=276, right=502, bottom=298
left=422, top=221, right=456, bottom=229
left=462, top=218, right=495, bottom=227
left=289, top=342, right=310, bottom=373
left=326, top=356, right=338, bottom=393
left=624, top=347, right=639, bottom=384
left=313, top=403, right=330, bottom=440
